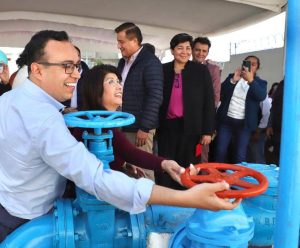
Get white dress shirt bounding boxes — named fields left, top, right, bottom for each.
left=121, top=46, right=143, bottom=86
left=0, top=79, right=154, bottom=219
left=258, top=97, right=272, bottom=129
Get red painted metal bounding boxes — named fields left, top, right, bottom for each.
left=181, top=163, right=268, bottom=198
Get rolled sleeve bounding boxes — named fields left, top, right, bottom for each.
left=94, top=168, right=154, bottom=214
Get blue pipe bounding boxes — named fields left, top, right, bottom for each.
left=274, top=1, right=300, bottom=247
left=0, top=215, right=54, bottom=248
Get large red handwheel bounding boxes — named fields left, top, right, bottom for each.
left=181, top=163, right=268, bottom=198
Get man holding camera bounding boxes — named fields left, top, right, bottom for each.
left=214, top=55, right=267, bottom=163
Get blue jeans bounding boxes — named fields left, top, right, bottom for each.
left=215, top=116, right=251, bottom=163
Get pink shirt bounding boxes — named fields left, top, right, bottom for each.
left=166, top=73, right=184, bottom=119
left=205, top=61, right=221, bottom=107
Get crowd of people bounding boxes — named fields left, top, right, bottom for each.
left=0, top=22, right=284, bottom=241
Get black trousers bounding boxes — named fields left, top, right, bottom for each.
left=0, top=204, right=28, bottom=242
left=156, top=118, right=201, bottom=189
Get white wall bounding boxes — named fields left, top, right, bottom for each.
left=221, top=47, right=285, bottom=90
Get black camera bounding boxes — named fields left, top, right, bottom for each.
left=242, top=60, right=251, bottom=72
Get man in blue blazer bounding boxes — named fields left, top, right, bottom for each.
left=215, top=55, right=267, bottom=163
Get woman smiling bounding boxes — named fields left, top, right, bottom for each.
left=76, top=64, right=184, bottom=182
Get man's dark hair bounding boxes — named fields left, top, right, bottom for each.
left=74, top=46, right=81, bottom=57
left=16, top=30, right=70, bottom=72
left=142, top=43, right=155, bottom=54
left=170, top=33, right=193, bottom=50
left=193, top=37, right=211, bottom=49
left=114, top=22, right=143, bottom=45
left=244, top=55, right=261, bottom=70
left=79, top=64, right=122, bottom=111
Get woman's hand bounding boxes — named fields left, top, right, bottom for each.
left=161, top=160, right=185, bottom=184
left=0, top=64, right=10, bottom=84
left=201, top=135, right=212, bottom=145
left=188, top=164, right=200, bottom=175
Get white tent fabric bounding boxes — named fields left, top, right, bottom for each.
left=0, top=0, right=287, bottom=58
left=227, top=0, right=286, bottom=12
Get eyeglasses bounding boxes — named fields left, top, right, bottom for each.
left=104, top=78, right=122, bottom=86
left=37, top=62, right=82, bottom=74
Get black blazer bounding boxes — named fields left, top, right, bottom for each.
left=159, top=60, right=215, bottom=135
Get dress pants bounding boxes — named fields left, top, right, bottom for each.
left=0, top=204, right=28, bottom=242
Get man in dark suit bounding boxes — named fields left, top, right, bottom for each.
left=115, top=22, right=163, bottom=180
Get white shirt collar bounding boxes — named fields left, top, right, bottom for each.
left=22, top=78, right=65, bottom=112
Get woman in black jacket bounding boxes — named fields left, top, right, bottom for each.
left=156, top=33, right=215, bottom=189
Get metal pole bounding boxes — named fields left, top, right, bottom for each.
left=274, top=0, right=300, bottom=247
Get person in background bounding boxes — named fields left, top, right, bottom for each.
left=192, top=37, right=220, bottom=108
left=214, top=55, right=267, bottom=163
left=115, top=22, right=163, bottom=180
left=0, top=30, right=241, bottom=242
left=11, top=54, right=30, bottom=89
left=157, top=33, right=215, bottom=189
left=268, top=82, right=279, bottom=99
left=266, top=79, right=284, bottom=166
left=247, top=96, right=272, bottom=164
left=192, top=37, right=221, bottom=163
left=142, top=43, right=155, bottom=55
left=0, top=50, right=11, bottom=96
left=247, top=81, right=280, bottom=163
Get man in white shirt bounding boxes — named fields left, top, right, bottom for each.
left=0, top=30, right=240, bottom=242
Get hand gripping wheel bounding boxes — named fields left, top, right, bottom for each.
left=181, top=163, right=268, bottom=198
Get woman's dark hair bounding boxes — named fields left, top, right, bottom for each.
left=79, top=64, right=122, bottom=111
left=170, top=33, right=193, bottom=50
left=244, top=55, right=260, bottom=70
left=16, top=30, right=69, bottom=72
left=268, top=82, right=280, bottom=97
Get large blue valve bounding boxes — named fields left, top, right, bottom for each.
left=1, top=111, right=256, bottom=248
left=64, top=110, right=135, bottom=168
left=64, top=110, right=135, bottom=129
